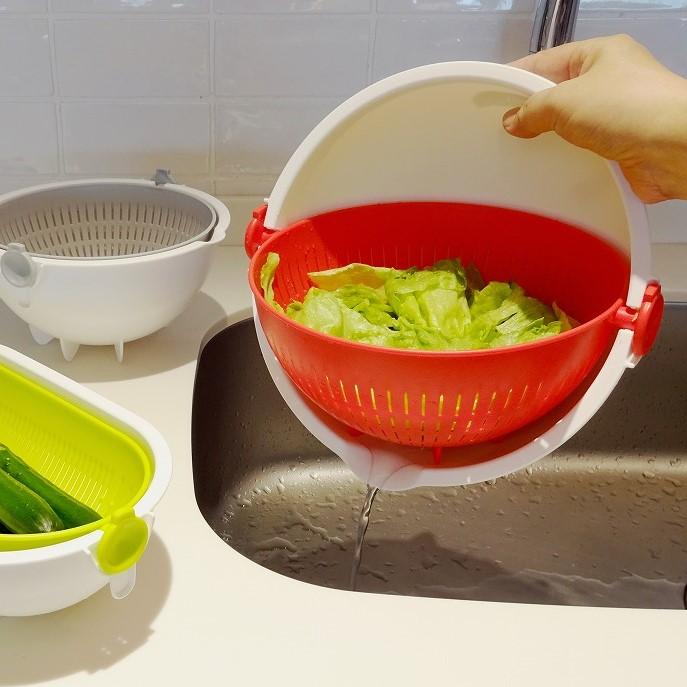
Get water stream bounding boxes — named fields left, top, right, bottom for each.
left=349, top=484, right=379, bottom=591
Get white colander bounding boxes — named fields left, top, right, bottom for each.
left=0, top=170, right=216, bottom=264
left=0, top=172, right=230, bottom=361
left=250, top=61, right=659, bottom=491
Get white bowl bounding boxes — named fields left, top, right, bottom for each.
left=0, top=178, right=230, bottom=361
left=0, top=344, right=172, bottom=616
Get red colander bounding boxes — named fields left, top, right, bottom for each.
left=247, top=200, right=663, bottom=452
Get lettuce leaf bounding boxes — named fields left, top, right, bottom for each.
left=260, top=251, right=576, bottom=351
left=260, top=252, right=283, bottom=313
left=308, top=263, right=398, bottom=290
left=384, top=266, right=471, bottom=338
left=553, top=303, right=578, bottom=332
left=288, top=288, right=342, bottom=336
left=332, top=284, right=396, bottom=328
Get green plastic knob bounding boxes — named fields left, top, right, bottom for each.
left=96, top=508, right=149, bottom=576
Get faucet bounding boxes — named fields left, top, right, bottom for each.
left=529, top=0, right=581, bottom=53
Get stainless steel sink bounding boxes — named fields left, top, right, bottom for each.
left=192, top=305, right=687, bottom=609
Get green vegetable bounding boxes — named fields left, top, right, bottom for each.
left=384, top=265, right=471, bottom=339
left=0, top=444, right=101, bottom=529
left=308, top=263, right=398, bottom=290
left=0, top=467, right=64, bottom=534
left=260, top=252, right=283, bottom=313
left=554, top=303, right=578, bottom=332
left=262, top=252, right=575, bottom=351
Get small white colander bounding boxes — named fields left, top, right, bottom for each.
left=0, top=171, right=217, bottom=260
left=0, top=172, right=230, bottom=362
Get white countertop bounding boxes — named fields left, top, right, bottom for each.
left=1, top=245, right=687, bottom=687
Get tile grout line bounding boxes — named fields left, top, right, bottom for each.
left=46, top=0, right=65, bottom=177
left=0, top=9, right=681, bottom=19
left=0, top=95, right=355, bottom=103
left=367, top=0, right=379, bottom=84
left=208, top=0, right=216, bottom=193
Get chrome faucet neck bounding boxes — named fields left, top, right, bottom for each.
left=530, top=0, right=581, bottom=53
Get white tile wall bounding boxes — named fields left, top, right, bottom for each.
left=215, top=15, right=370, bottom=96
left=581, top=0, right=687, bottom=9
left=53, top=1, right=210, bottom=11
left=55, top=19, right=210, bottom=96
left=575, top=17, right=687, bottom=76
left=378, top=0, right=536, bottom=12
left=215, top=0, right=372, bottom=11
left=374, top=14, right=532, bottom=79
left=61, top=102, right=210, bottom=174
left=0, top=1, right=683, bottom=244
left=0, top=103, right=58, bottom=175
left=215, top=97, right=341, bottom=177
left=0, top=19, right=52, bottom=96
left=0, top=1, right=47, bottom=11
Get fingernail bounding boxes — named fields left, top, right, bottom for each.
left=502, top=107, right=519, bottom=131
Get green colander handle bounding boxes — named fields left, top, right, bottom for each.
left=95, top=508, right=151, bottom=577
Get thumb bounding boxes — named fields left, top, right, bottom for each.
left=502, top=88, right=561, bottom=139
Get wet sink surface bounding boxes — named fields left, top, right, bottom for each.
left=192, top=306, right=687, bottom=609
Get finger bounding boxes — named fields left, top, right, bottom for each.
left=509, top=37, right=606, bottom=83
left=502, top=88, right=561, bottom=138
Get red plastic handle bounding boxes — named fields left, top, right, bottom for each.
left=244, top=204, right=274, bottom=258
left=612, top=281, right=664, bottom=358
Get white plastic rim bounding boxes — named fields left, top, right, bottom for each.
left=0, top=343, right=172, bottom=566
left=252, top=60, right=654, bottom=489
left=0, top=182, right=231, bottom=266
left=263, top=60, right=651, bottom=309
left=0, top=177, right=224, bottom=260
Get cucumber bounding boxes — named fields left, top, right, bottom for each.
left=0, top=468, right=64, bottom=533
left=0, top=445, right=101, bottom=529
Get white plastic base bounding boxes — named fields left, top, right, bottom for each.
left=29, top=324, right=53, bottom=345
left=0, top=345, right=171, bottom=616
left=60, top=339, right=80, bottom=362
left=254, top=299, right=636, bottom=491
left=30, top=324, right=126, bottom=362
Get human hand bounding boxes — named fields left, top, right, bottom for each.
left=503, top=34, right=687, bottom=203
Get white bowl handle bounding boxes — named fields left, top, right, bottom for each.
left=1, top=243, right=37, bottom=287
left=0, top=243, right=39, bottom=307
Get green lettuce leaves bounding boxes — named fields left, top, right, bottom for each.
left=261, top=252, right=575, bottom=350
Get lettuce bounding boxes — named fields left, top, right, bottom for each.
left=260, top=252, right=283, bottom=313
left=261, top=252, right=575, bottom=351
left=308, top=263, right=398, bottom=290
